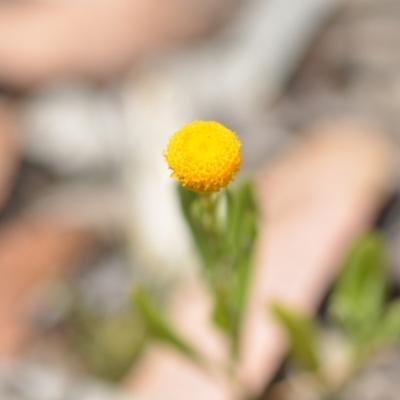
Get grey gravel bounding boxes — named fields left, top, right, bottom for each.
left=0, top=362, right=138, bottom=400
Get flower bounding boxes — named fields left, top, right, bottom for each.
left=164, top=120, right=241, bottom=193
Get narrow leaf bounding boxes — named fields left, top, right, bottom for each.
left=225, top=180, right=257, bottom=254
left=177, top=184, right=214, bottom=271
left=328, top=232, right=387, bottom=340
left=133, top=287, right=205, bottom=366
left=374, top=299, right=400, bottom=345
left=271, top=303, right=320, bottom=372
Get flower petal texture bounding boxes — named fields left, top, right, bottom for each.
left=164, top=121, right=241, bottom=193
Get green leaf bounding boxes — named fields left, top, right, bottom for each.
left=209, top=180, right=258, bottom=355
left=177, top=184, right=215, bottom=273
left=212, top=289, right=234, bottom=333
left=228, top=254, right=253, bottom=357
left=133, top=287, right=205, bottom=366
left=225, top=180, right=257, bottom=255
left=177, top=185, right=209, bottom=262
left=328, top=232, right=387, bottom=341
left=271, top=303, right=320, bottom=372
left=374, top=299, right=400, bottom=346
left=230, top=251, right=253, bottom=318
left=229, top=182, right=258, bottom=352
left=69, top=305, right=147, bottom=382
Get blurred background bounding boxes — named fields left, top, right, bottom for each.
left=0, top=0, right=400, bottom=399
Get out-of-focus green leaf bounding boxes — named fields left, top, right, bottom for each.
left=212, top=251, right=254, bottom=357
left=70, top=307, right=147, bottom=382
left=178, top=185, right=220, bottom=279
left=229, top=253, right=252, bottom=357
left=373, top=299, right=400, bottom=346
left=133, top=287, right=205, bottom=366
left=212, top=288, right=234, bottom=333
left=328, top=232, right=387, bottom=341
left=217, top=179, right=258, bottom=356
left=271, top=303, right=320, bottom=372
left=230, top=251, right=253, bottom=319
left=225, top=180, right=257, bottom=255
left=177, top=185, right=213, bottom=267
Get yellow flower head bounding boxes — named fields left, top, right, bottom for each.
left=164, top=120, right=241, bottom=193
